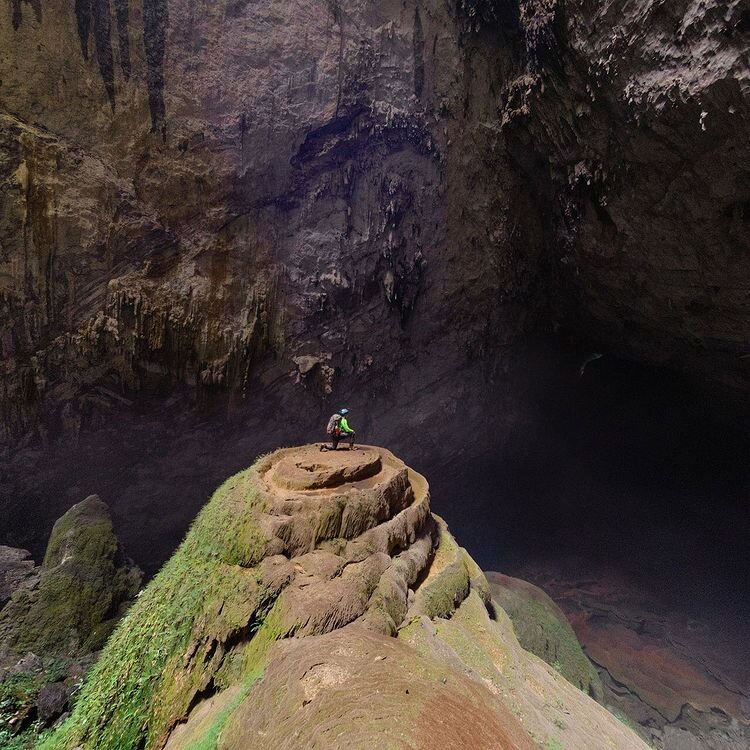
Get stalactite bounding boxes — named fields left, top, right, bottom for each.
left=412, top=7, right=425, bottom=101
left=74, top=0, right=92, bottom=59
left=74, top=0, right=116, bottom=107
left=114, top=0, right=131, bottom=81
left=143, top=0, right=168, bottom=136
left=92, top=0, right=116, bottom=108
left=10, top=0, right=41, bottom=31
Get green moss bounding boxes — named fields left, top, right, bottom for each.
left=460, top=548, right=491, bottom=603
left=0, top=726, right=41, bottom=750
left=0, top=673, right=38, bottom=707
left=412, top=522, right=470, bottom=620
left=0, top=497, right=141, bottom=658
left=0, top=674, right=41, bottom=750
left=189, top=672, right=262, bottom=750
left=43, top=505, right=114, bottom=569
left=489, top=579, right=603, bottom=698
left=407, top=591, right=501, bottom=685
left=185, top=604, right=286, bottom=750
left=38, top=467, right=277, bottom=750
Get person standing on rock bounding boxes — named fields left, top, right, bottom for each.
left=322, top=408, right=356, bottom=451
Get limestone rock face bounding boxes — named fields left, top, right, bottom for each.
left=0, top=0, right=529, bottom=453
left=1, top=0, right=748, bottom=564
left=486, top=571, right=602, bottom=697
left=0, top=495, right=142, bottom=659
left=41, top=446, right=648, bottom=750
left=501, top=0, right=750, bottom=392
left=215, top=625, right=537, bottom=750
left=0, top=546, right=39, bottom=609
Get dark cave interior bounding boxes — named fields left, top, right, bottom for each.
left=4, top=343, right=749, bottom=651
left=431, top=351, right=750, bottom=644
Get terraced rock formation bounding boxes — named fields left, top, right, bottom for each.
left=41, top=446, right=649, bottom=750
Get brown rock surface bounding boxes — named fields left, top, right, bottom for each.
left=0, top=546, right=39, bottom=610
left=220, top=625, right=535, bottom=750
left=44, top=446, right=650, bottom=750
left=514, top=561, right=750, bottom=750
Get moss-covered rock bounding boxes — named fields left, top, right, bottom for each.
left=0, top=496, right=142, bottom=659
left=486, top=572, right=603, bottom=698
left=37, top=446, right=648, bottom=750
left=37, top=469, right=279, bottom=750
left=407, top=516, right=473, bottom=620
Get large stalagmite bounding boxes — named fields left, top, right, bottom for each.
left=41, top=445, right=649, bottom=750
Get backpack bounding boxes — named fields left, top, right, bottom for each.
left=326, top=413, right=342, bottom=435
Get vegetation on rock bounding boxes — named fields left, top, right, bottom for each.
left=486, top=572, right=603, bottom=698
left=0, top=496, right=142, bottom=657
left=39, top=447, right=650, bottom=750
left=0, top=497, right=141, bottom=747
left=39, top=470, right=273, bottom=750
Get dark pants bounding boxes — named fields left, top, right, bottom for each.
left=327, top=432, right=355, bottom=450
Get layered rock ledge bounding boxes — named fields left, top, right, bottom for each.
left=41, top=446, right=649, bottom=750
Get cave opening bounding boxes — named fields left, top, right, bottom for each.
left=428, top=348, right=750, bottom=644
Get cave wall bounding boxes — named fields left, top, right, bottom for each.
left=500, top=0, right=750, bottom=394
left=1, top=0, right=544, bottom=562
left=1, top=0, right=748, bottom=564
left=0, top=0, right=542, bottom=444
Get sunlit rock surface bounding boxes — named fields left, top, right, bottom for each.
left=41, top=446, right=648, bottom=750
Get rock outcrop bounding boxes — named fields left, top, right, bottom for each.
left=0, top=495, right=142, bottom=659
left=41, top=446, right=648, bottom=750
left=0, top=496, right=141, bottom=744
left=487, top=571, right=603, bottom=698
left=0, top=546, right=39, bottom=609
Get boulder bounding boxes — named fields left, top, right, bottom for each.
left=0, top=496, right=142, bottom=658
left=6, top=652, right=43, bottom=677
left=37, top=682, right=70, bottom=725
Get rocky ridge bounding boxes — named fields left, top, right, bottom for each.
left=42, top=446, right=648, bottom=750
